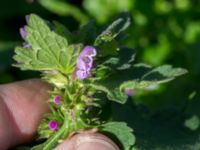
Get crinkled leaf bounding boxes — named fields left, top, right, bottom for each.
left=96, top=40, right=119, bottom=57
left=13, top=14, right=82, bottom=74
left=89, top=84, right=128, bottom=104
left=93, top=64, right=187, bottom=104
left=95, top=47, right=136, bottom=78
left=142, top=65, right=188, bottom=83
left=94, top=15, right=130, bottom=46
left=75, top=20, right=97, bottom=44
left=116, top=47, right=136, bottom=70
left=100, top=122, right=135, bottom=150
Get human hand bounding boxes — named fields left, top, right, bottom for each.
left=0, top=79, right=119, bottom=150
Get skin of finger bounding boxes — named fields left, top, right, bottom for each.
left=55, top=132, right=120, bottom=150
left=0, top=79, right=50, bottom=149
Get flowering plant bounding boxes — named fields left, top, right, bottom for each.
left=13, top=14, right=187, bottom=150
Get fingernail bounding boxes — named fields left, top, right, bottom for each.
left=75, top=134, right=119, bottom=150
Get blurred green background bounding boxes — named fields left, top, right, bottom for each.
left=1, top=0, right=200, bottom=149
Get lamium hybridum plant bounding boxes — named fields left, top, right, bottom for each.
left=13, top=14, right=187, bottom=150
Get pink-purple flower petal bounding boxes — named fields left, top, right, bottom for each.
left=75, top=70, right=89, bottom=80
left=77, top=56, right=93, bottom=71
left=124, top=88, right=134, bottom=96
left=19, top=27, right=27, bottom=37
left=22, top=42, right=31, bottom=49
left=53, top=96, right=61, bottom=104
left=48, top=120, right=57, bottom=131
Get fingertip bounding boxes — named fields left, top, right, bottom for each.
left=0, top=79, right=51, bottom=148
left=55, top=132, right=120, bottom=150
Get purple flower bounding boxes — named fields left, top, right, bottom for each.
left=19, top=27, right=27, bottom=38
left=22, top=42, right=31, bottom=49
left=124, top=88, right=134, bottom=96
left=74, top=46, right=97, bottom=80
left=19, top=15, right=30, bottom=38
left=48, top=120, right=57, bottom=131
left=53, top=96, right=61, bottom=104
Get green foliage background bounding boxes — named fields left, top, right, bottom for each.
left=0, top=0, right=200, bottom=149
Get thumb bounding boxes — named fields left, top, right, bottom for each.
left=55, top=132, right=120, bottom=150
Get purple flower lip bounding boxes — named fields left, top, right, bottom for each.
left=124, top=88, right=134, bottom=96
left=74, top=46, right=97, bottom=80
left=48, top=120, right=57, bottom=131
left=19, top=27, right=27, bottom=38
left=79, top=46, right=97, bottom=57
left=53, top=96, right=61, bottom=104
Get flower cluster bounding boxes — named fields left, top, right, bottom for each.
left=74, top=46, right=97, bottom=80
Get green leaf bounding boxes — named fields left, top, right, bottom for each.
left=100, top=122, right=135, bottom=150
left=116, top=47, right=136, bottom=70
left=96, top=40, right=119, bottom=57
left=13, top=14, right=82, bottom=74
left=38, top=0, right=89, bottom=24
left=142, top=65, right=188, bottom=83
left=94, top=15, right=130, bottom=46
left=95, top=46, right=136, bottom=76
left=89, top=84, right=128, bottom=104
left=93, top=64, right=187, bottom=104
left=120, top=80, right=159, bottom=91
left=75, top=20, right=97, bottom=44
